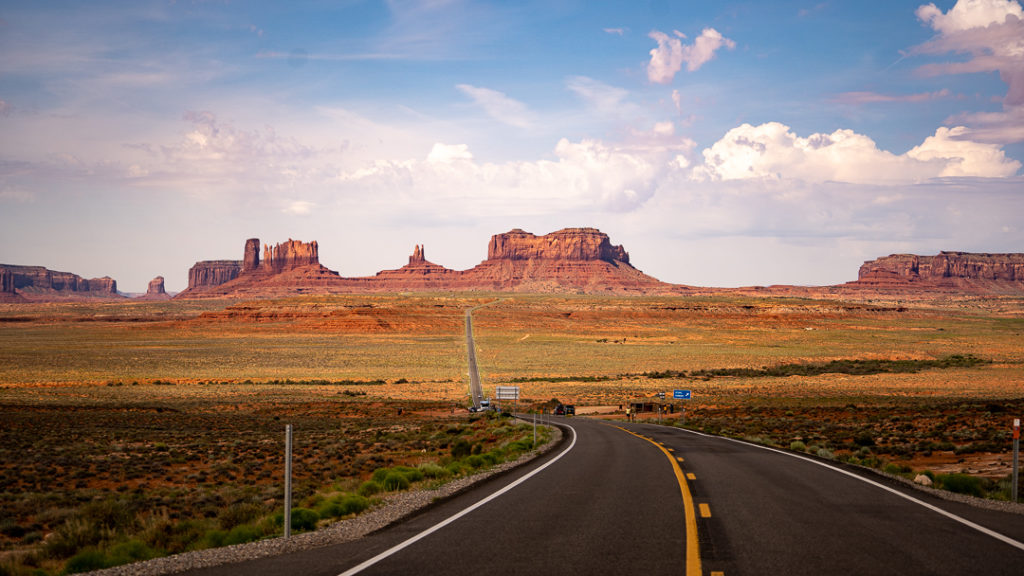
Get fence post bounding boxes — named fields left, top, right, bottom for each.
left=1013, top=418, right=1020, bottom=503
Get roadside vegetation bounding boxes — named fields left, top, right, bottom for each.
left=0, top=386, right=548, bottom=576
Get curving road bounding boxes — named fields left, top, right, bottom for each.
left=181, top=418, right=1024, bottom=576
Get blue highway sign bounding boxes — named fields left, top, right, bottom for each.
left=673, top=389, right=692, bottom=400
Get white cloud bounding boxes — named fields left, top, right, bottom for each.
left=696, top=122, right=1020, bottom=183
left=566, top=76, right=631, bottom=116
left=916, top=0, right=1023, bottom=33
left=914, top=0, right=1024, bottom=141
left=426, top=143, right=473, bottom=163
left=603, top=27, right=625, bottom=36
left=906, top=126, right=1021, bottom=176
left=340, top=138, right=673, bottom=212
left=283, top=200, right=314, bottom=216
left=647, top=28, right=735, bottom=84
left=456, top=84, right=533, bottom=128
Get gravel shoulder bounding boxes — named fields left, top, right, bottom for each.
left=88, top=423, right=564, bottom=576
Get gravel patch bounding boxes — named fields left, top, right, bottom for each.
left=88, top=425, right=563, bottom=576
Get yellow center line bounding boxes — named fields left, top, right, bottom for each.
left=699, top=503, right=711, bottom=518
left=616, top=427, right=700, bottom=576
left=686, top=472, right=696, bottom=480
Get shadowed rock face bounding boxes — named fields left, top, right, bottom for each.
left=858, top=252, right=1024, bottom=284
left=0, top=264, right=119, bottom=297
left=487, top=228, right=630, bottom=264
left=147, top=276, right=166, bottom=295
left=1, top=268, right=14, bottom=294
left=243, top=238, right=261, bottom=272
left=187, top=260, right=241, bottom=290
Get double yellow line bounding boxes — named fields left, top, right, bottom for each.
left=616, top=427, right=701, bottom=576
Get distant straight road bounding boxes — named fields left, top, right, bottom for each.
left=464, top=309, right=483, bottom=409
left=182, top=418, right=1024, bottom=576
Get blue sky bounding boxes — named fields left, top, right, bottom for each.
left=1, top=0, right=1023, bottom=291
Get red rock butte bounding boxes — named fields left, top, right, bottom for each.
left=175, top=228, right=676, bottom=298
left=854, top=252, right=1024, bottom=292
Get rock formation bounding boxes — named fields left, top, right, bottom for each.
left=243, top=238, right=261, bottom=272
left=487, top=228, right=630, bottom=263
left=175, top=229, right=675, bottom=298
left=187, top=260, right=242, bottom=290
left=178, top=238, right=336, bottom=298
left=262, top=239, right=318, bottom=272
left=857, top=252, right=1024, bottom=287
left=0, top=268, right=24, bottom=302
left=136, top=276, right=172, bottom=300
left=0, top=264, right=121, bottom=300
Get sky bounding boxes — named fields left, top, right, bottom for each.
left=1, top=0, right=1023, bottom=292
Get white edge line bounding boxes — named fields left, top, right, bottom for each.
left=337, top=424, right=578, bottom=576
left=675, top=427, right=1024, bottom=553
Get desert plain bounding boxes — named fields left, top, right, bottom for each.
left=1, top=291, right=1023, bottom=574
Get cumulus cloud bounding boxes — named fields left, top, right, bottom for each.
left=339, top=138, right=674, bottom=212
left=283, top=200, right=314, bottom=216
left=696, top=122, right=1020, bottom=183
left=916, top=0, right=1023, bottom=33
left=647, top=28, right=735, bottom=84
left=426, top=143, right=473, bottom=163
left=456, top=84, right=533, bottom=128
left=914, top=0, right=1024, bottom=141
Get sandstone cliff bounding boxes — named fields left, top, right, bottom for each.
left=186, top=260, right=241, bottom=291
left=262, top=239, right=318, bottom=272
left=0, top=268, right=24, bottom=302
left=487, top=228, right=630, bottom=263
left=178, top=238, right=335, bottom=298
left=857, top=252, right=1024, bottom=287
left=136, top=276, right=172, bottom=301
left=0, top=264, right=121, bottom=301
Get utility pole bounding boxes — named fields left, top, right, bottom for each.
left=284, top=424, right=293, bottom=538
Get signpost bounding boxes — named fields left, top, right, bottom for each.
left=496, top=386, right=521, bottom=415
left=674, top=390, right=692, bottom=425
left=1013, top=418, right=1020, bottom=503
left=284, top=424, right=292, bottom=538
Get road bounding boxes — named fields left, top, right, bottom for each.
left=464, top=309, right=483, bottom=409
left=181, top=417, right=1024, bottom=576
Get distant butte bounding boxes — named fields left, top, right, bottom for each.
left=175, top=228, right=679, bottom=298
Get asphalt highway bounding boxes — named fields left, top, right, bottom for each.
left=181, top=417, right=1024, bottom=576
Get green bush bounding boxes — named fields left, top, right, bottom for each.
left=451, top=439, right=472, bottom=458
left=317, top=494, right=370, bottom=519
left=393, top=466, right=424, bottom=483
left=418, top=463, right=449, bottom=479
left=218, top=503, right=264, bottom=530
left=289, top=508, right=319, bottom=532
left=382, top=472, right=410, bottom=492
left=224, top=524, right=262, bottom=546
left=105, top=539, right=157, bottom=566
left=465, top=455, right=485, bottom=469
left=938, top=473, right=983, bottom=497
left=357, top=481, right=382, bottom=497
left=789, top=441, right=806, bottom=452
left=64, top=549, right=108, bottom=574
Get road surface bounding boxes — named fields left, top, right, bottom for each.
left=464, top=309, right=483, bottom=409
left=181, top=417, right=1024, bottom=576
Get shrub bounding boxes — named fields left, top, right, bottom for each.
left=357, top=481, right=382, bottom=497
left=105, top=539, right=157, bottom=566
left=382, top=472, right=410, bottom=492
left=938, top=474, right=983, bottom=497
left=789, top=441, right=806, bottom=452
left=318, top=494, right=370, bottom=519
left=816, top=448, right=833, bottom=459
left=418, top=463, right=449, bottom=479
left=218, top=503, right=264, bottom=530
left=451, top=439, right=472, bottom=458
left=393, top=466, right=424, bottom=483
left=289, top=508, right=319, bottom=532
left=224, top=524, right=262, bottom=546
left=64, top=549, right=108, bottom=574
left=465, top=455, right=485, bottom=469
